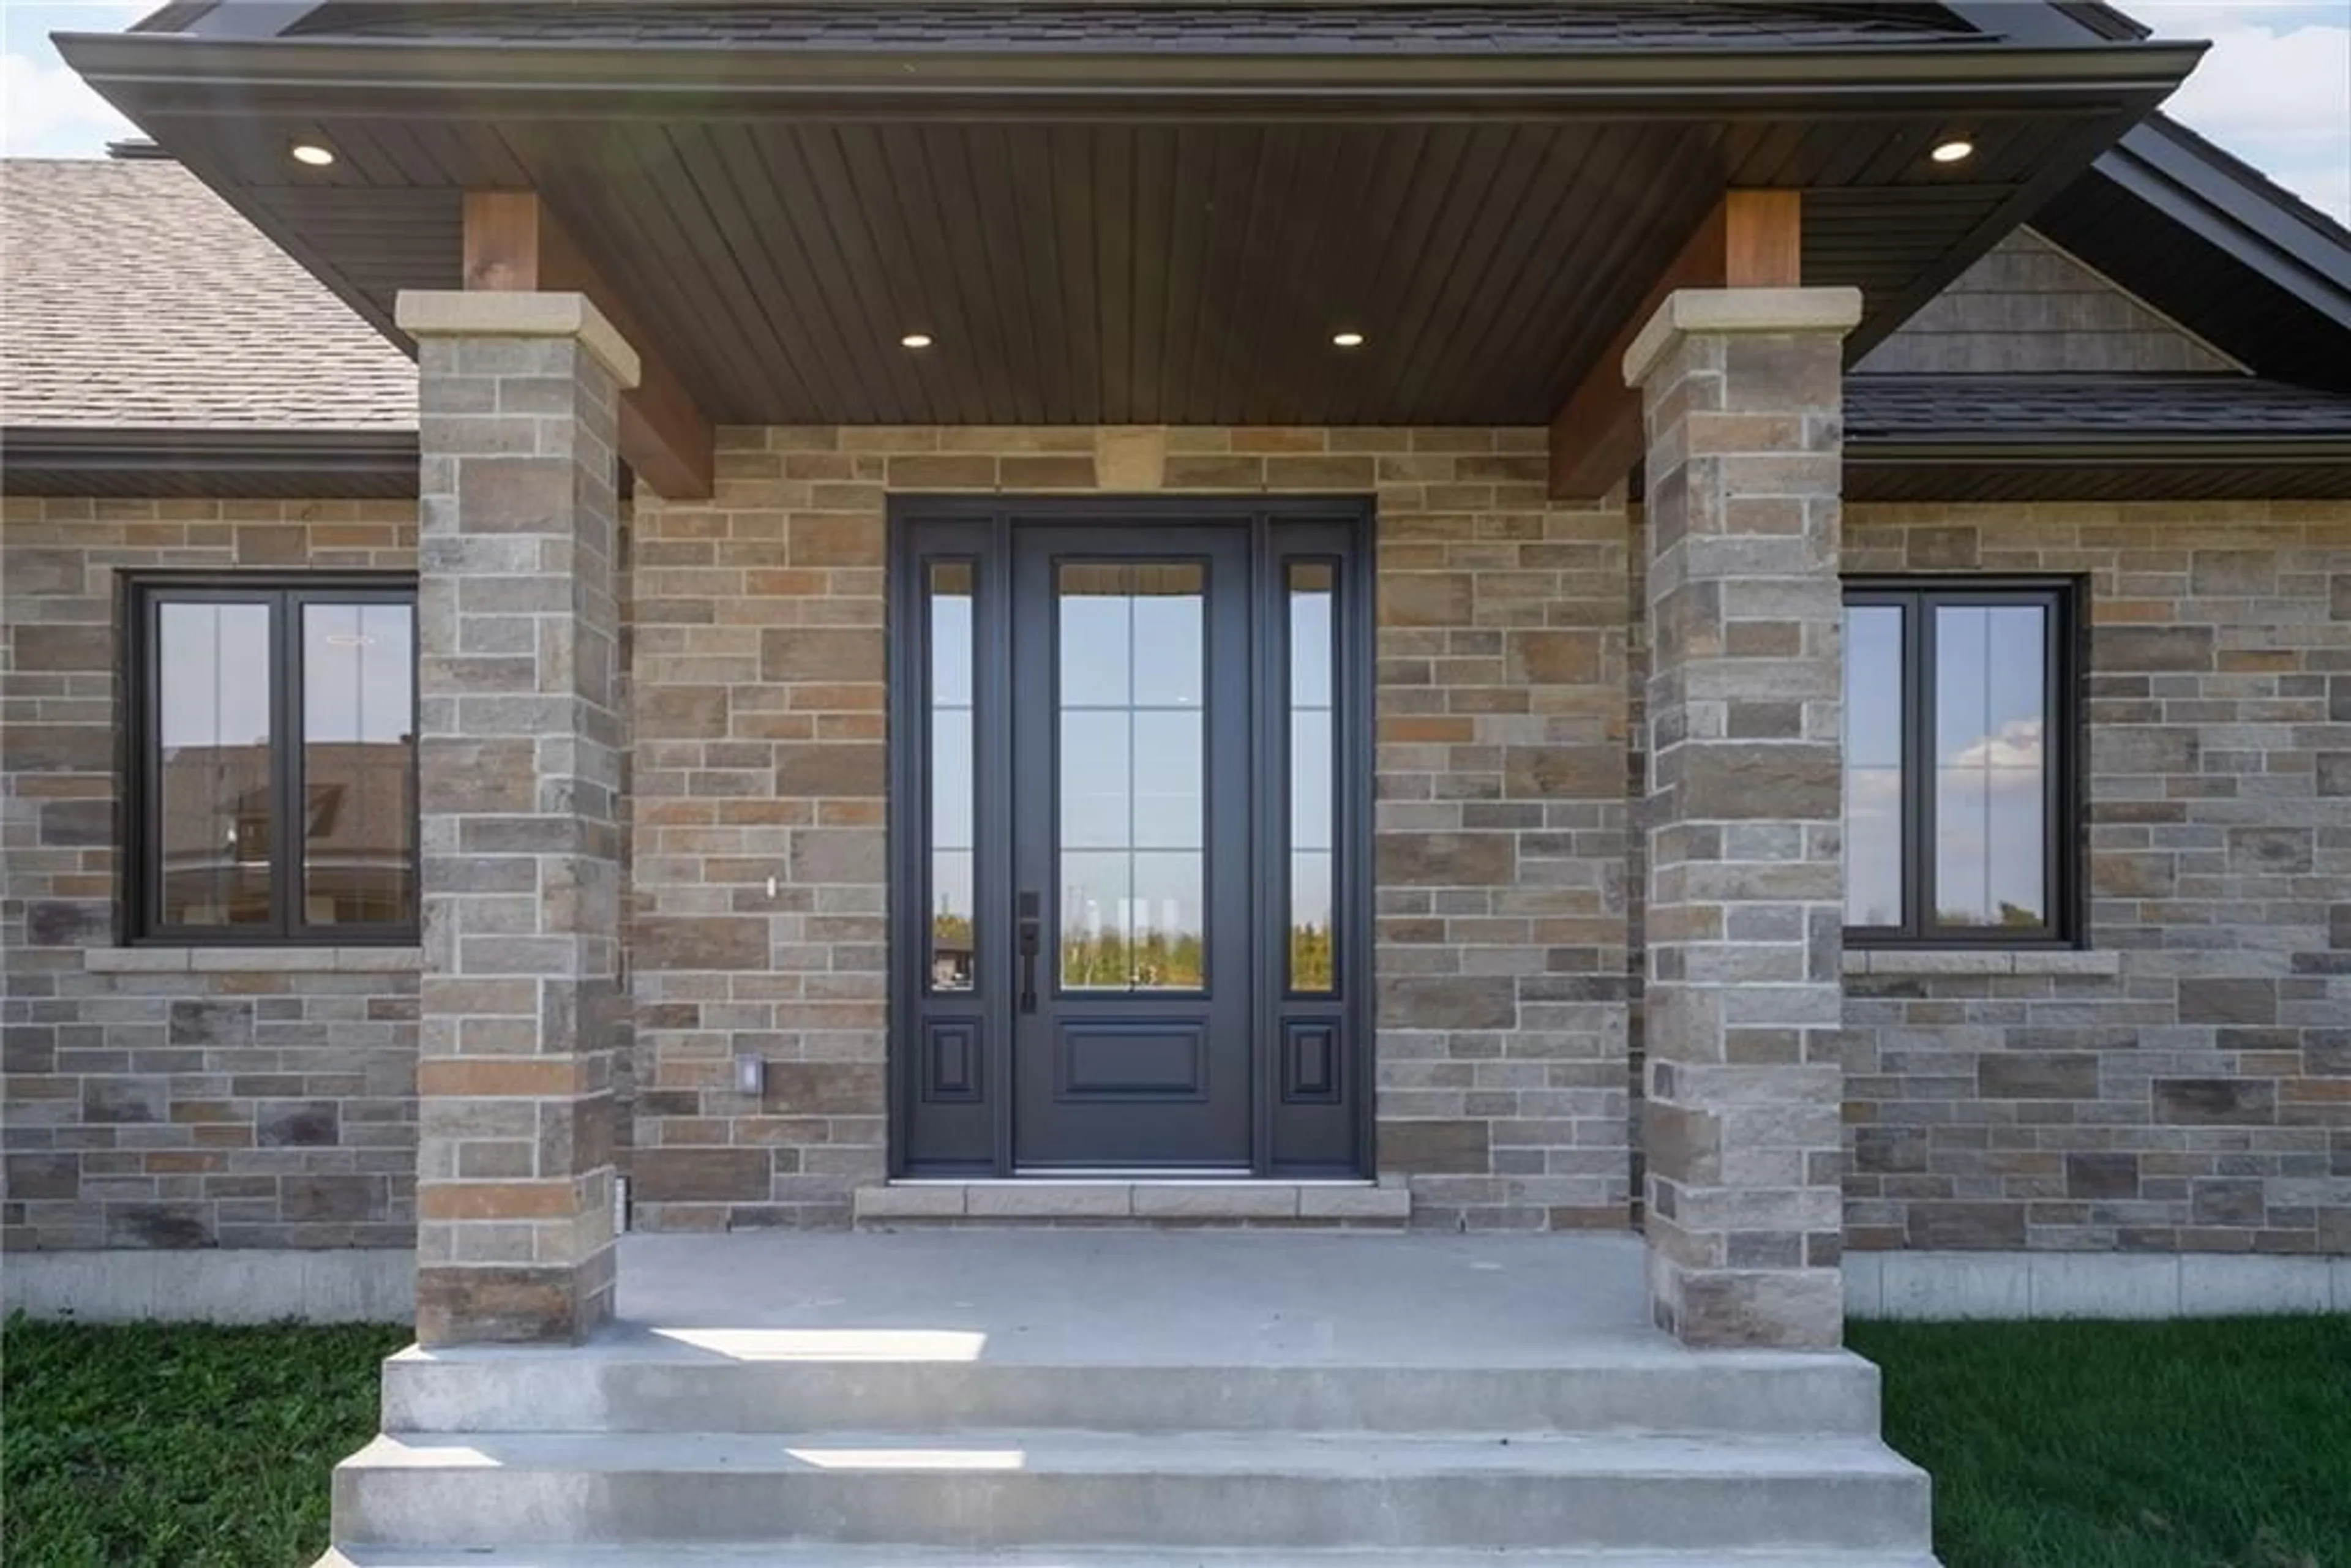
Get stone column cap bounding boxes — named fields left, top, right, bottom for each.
left=396, top=289, right=642, bottom=391
left=1623, top=286, right=1864, bottom=389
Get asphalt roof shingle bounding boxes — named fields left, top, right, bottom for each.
left=283, top=0, right=1974, bottom=52
left=0, top=158, right=414, bottom=432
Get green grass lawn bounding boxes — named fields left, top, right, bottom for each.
left=3, top=1313, right=2345, bottom=1566
left=1851, top=1315, right=2351, bottom=1568
left=2, top=1317, right=407, bottom=1568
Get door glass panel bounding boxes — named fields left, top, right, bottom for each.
left=157, top=601, right=276, bottom=928
left=928, top=561, right=976, bottom=991
left=299, top=600, right=416, bottom=926
left=1056, top=560, right=1206, bottom=991
left=1288, top=562, right=1337, bottom=992
left=1934, top=602, right=2047, bottom=928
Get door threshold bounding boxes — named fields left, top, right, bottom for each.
left=855, top=1174, right=1411, bottom=1226
left=894, top=1174, right=1376, bottom=1186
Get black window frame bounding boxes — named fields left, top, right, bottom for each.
left=123, top=572, right=421, bottom=947
left=1840, top=576, right=2086, bottom=950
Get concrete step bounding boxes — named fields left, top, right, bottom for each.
left=332, top=1429, right=1932, bottom=1554
left=382, top=1340, right=1884, bottom=1436
left=323, top=1547, right=1944, bottom=1567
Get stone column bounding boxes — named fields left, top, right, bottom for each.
left=394, top=291, right=638, bottom=1345
left=1625, top=287, right=1861, bottom=1349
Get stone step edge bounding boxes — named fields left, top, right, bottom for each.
left=380, top=1356, right=1886, bottom=1438
left=340, top=1428, right=1927, bottom=1480
left=321, top=1547, right=1944, bottom=1567
left=854, top=1177, right=1412, bottom=1223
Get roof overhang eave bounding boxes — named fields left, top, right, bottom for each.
left=1, top=424, right=419, bottom=480
left=54, top=29, right=2207, bottom=119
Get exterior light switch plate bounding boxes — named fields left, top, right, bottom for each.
left=734, top=1053, right=765, bottom=1096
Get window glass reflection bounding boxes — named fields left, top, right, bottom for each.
left=158, top=601, right=275, bottom=927
left=928, top=561, right=977, bottom=991
left=1057, top=561, right=1206, bottom=991
left=301, top=601, right=416, bottom=927
left=1289, top=562, right=1337, bottom=992
left=1843, top=604, right=1904, bottom=928
left=1933, top=604, right=2047, bottom=928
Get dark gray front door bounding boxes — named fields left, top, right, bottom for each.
left=891, top=499, right=1372, bottom=1179
left=1010, top=525, right=1253, bottom=1170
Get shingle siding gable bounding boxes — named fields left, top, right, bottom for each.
left=1857, top=228, right=2240, bottom=377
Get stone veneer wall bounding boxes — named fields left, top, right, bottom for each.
left=1, top=498, right=421, bottom=1253
left=625, top=426, right=1633, bottom=1231
left=1840, top=501, right=2351, bottom=1258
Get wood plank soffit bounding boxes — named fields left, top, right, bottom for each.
left=1547, top=190, right=1802, bottom=501
left=462, top=189, right=715, bottom=501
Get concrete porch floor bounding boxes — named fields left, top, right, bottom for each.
left=333, top=1231, right=1935, bottom=1564
left=607, top=1229, right=1660, bottom=1362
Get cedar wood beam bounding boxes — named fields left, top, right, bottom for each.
left=1547, top=190, right=1803, bottom=500
left=463, top=190, right=714, bottom=501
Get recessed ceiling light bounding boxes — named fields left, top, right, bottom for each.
left=901, top=332, right=934, bottom=349
left=290, top=142, right=336, bottom=167
left=1332, top=331, right=1366, bottom=348
left=1930, top=139, right=1974, bottom=165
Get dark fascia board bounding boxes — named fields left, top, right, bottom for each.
left=0, top=426, right=660, bottom=501
left=1, top=426, right=417, bottom=481
left=2090, top=121, right=2351, bottom=328
left=53, top=27, right=2205, bottom=118
left=1851, top=435, right=2351, bottom=468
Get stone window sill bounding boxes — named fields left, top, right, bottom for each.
left=1843, top=949, right=2121, bottom=978
left=82, top=947, right=424, bottom=975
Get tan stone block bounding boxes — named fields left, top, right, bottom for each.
left=1503, top=744, right=1621, bottom=801
left=630, top=1147, right=771, bottom=1202
left=774, top=743, right=884, bottom=798
left=1163, top=456, right=1265, bottom=489
left=790, top=828, right=883, bottom=885
left=417, top=1058, right=590, bottom=1100
left=1095, top=427, right=1166, bottom=490
left=1379, top=715, right=1477, bottom=745
left=10, top=624, right=110, bottom=672
left=1376, top=830, right=1512, bottom=887
left=789, top=515, right=885, bottom=566
left=634, top=916, right=770, bottom=972
left=1380, top=975, right=1516, bottom=1030
left=419, top=1180, right=583, bottom=1221
left=1507, top=629, right=1603, bottom=686
left=1379, top=573, right=1472, bottom=628
left=760, top=626, right=882, bottom=683
left=999, top=455, right=1097, bottom=489
left=1229, top=428, right=1329, bottom=454
left=1381, top=1120, right=1491, bottom=1174
left=636, top=686, right=732, bottom=739
left=1264, top=455, right=1376, bottom=490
